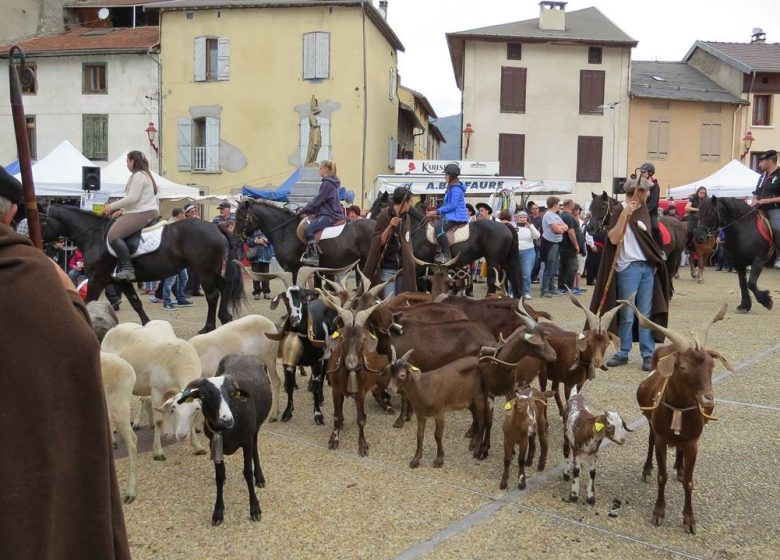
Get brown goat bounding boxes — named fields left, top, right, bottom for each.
left=500, top=387, right=554, bottom=490
left=621, top=299, right=733, bottom=534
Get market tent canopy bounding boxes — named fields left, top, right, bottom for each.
left=102, top=152, right=200, bottom=200
left=374, top=174, right=573, bottom=196
left=668, top=160, right=761, bottom=199
left=4, top=160, right=20, bottom=175
left=241, top=167, right=300, bottom=201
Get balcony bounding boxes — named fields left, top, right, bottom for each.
left=193, top=146, right=207, bottom=171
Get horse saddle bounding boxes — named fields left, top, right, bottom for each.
left=106, top=218, right=168, bottom=259
left=658, top=222, right=671, bottom=246
left=296, top=217, right=347, bottom=244
left=425, top=222, right=470, bottom=245
left=756, top=211, right=774, bottom=246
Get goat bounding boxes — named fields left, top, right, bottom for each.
left=621, top=299, right=733, bottom=534
left=87, top=300, right=118, bottom=342
left=384, top=349, right=489, bottom=468
left=178, top=354, right=272, bottom=525
left=563, top=386, right=631, bottom=505
left=188, top=315, right=282, bottom=421
left=500, top=386, right=553, bottom=490
left=100, top=351, right=138, bottom=503
left=101, top=321, right=205, bottom=460
left=410, top=251, right=460, bottom=298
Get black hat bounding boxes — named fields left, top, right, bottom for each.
left=475, top=202, right=492, bottom=214
left=391, top=186, right=411, bottom=204
left=0, top=165, right=23, bottom=205
left=217, top=200, right=231, bottom=209
left=640, top=162, right=656, bottom=175
left=758, top=149, right=777, bottom=161
left=183, top=203, right=197, bottom=213
left=465, top=203, right=476, bottom=215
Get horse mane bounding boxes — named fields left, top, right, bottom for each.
left=715, top=196, right=752, bottom=217
left=247, top=198, right=296, bottom=216
left=50, top=204, right=104, bottom=221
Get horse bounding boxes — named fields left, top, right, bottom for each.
left=586, top=191, right=687, bottom=296
left=368, top=192, right=523, bottom=296
left=235, top=199, right=375, bottom=281
left=688, top=235, right=717, bottom=284
left=42, top=205, right=244, bottom=333
left=696, top=196, right=774, bottom=313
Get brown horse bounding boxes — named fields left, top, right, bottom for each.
left=688, top=236, right=717, bottom=283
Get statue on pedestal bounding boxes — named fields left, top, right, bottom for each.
left=304, top=95, right=322, bottom=166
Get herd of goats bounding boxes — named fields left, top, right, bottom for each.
left=90, top=258, right=734, bottom=533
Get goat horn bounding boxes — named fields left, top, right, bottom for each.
left=499, top=332, right=507, bottom=344
left=235, top=260, right=292, bottom=289
left=514, top=299, right=537, bottom=331
left=400, top=348, right=414, bottom=363
left=297, top=259, right=360, bottom=288
left=176, top=387, right=200, bottom=405
left=433, top=293, right=449, bottom=303
left=691, top=302, right=728, bottom=349
left=493, top=267, right=507, bottom=296
left=390, top=344, right=397, bottom=363
left=410, top=250, right=435, bottom=268
left=442, top=253, right=460, bottom=267
left=565, top=287, right=599, bottom=331
left=617, top=299, right=690, bottom=352
left=599, top=301, right=625, bottom=333
left=317, top=289, right=354, bottom=327
left=318, top=274, right=345, bottom=295
left=367, top=268, right=401, bottom=297
left=356, top=265, right=372, bottom=295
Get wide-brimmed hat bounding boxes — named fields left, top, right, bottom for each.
left=217, top=200, right=231, bottom=209
left=758, top=149, right=777, bottom=161
left=475, top=202, right=492, bottom=214
left=623, top=177, right=653, bottom=194
left=465, top=203, right=476, bottom=215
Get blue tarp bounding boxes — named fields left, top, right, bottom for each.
left=242, top=166, right=354, bottom=202
left=4, top=160, right=20, bottom=175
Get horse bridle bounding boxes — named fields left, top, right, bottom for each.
left=237, top=199, right=305, bottom=242
left=697, top=203, right=757, bottom=238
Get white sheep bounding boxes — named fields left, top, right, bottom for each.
left=100, top=352, right=138, bottom=503
left=102, top=320, right=205, bottom=460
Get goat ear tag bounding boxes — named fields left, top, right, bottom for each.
left=411, top=366, right=420, bottom=372
left=331, top=332, right=340, bottom=339
left=594, top=422, right=605, bottom=432
left=504, top=401, right=513, bottom=410
left=524, top=333, right=533, bottom=341
left=183, top=397, right=194, bottom=404
left=577, top=333, right=586, bottom=340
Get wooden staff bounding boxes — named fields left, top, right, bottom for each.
left=9, top=45, right=42, bottom=249
left=596, top=189, right=639, bottom=316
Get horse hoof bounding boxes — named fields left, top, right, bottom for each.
left=735, top=308, right=750, bottom=314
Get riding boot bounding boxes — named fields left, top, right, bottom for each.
left=435, top=233, right=452, bottom=265
left=110, top=238, right=136, bottom=281
left=300, top=241, right=320, bottom=266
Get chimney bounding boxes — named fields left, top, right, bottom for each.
left=379, top=1, right=388, bottom=19
left=538, top=1, right=566, bottom=31
left=751, top=27, right=766, bottom=43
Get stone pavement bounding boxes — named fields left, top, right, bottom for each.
left=112, top=268, right=780, bottom=559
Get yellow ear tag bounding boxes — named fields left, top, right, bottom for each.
left=524, top=333, right=533, bottom=341
left=411, top=366, right=420, bottom=372
left=577, top=333, right=586, bottom=340
left=504, top=401, right=513, bottom=411
left=184, top=397, right=194, bottom=403
left=332, top=332, right=340, bottom=339
left=594, top=422, right=605, bottom=432
left=369, top=333, right=377, bottom=339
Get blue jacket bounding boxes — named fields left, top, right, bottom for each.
left=437, top=182, right=468, bottom=222
left=302, top=176, right=345, bottom=221
left=246, top=229, right=275, bottom=263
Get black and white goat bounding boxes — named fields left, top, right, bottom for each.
left=178, top=354, right=272, bottom=525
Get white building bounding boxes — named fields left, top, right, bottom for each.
left=0, top=26, right=160, bottom=170
left=446, top=2, right=636, bottom=202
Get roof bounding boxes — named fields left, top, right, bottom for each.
left=0, top=26, right=159, bottom=56
left=149, top=0, right=404, bottom=51
left=684, top=40, right=780, bottom=74
left=630, top=61, right=747, bottom=105
left=428, top=122, right=446, bottom=144
left=447, top=7, right=635, bottom=89
left=399, top=85, right=437, bottom=119
left=64, top=0, right=167, bottom=7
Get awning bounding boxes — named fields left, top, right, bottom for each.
left=375, top=174, right=573, bottom=196
left=668, top=159, right=761, bottom=198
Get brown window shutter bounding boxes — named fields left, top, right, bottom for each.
left=576, top=136, right=602, bottom=182
left=579, top=70, right=605, bottom=114
left=500, top=67, right=526, bottom=113
left=498, top=133, right=525, bottom=176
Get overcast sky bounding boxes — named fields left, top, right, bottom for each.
left=384, top=0, right=778, bottom=117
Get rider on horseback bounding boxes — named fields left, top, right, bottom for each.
left=639, top=162, right=664, bottom=260
left=299, top=160, right=344, bottom=266
left=426, top=163, right=468, bottom=264
left=101, top=151, right=159, bottom=281
left=753, top=149, right=780, bottom=267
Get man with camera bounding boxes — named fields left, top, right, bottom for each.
left=638, top=163, right=664, bottom=260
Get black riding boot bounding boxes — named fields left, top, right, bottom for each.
left=435, top=233, right=452, bottom=265
left=110, top=238, right=136, bottom=281
left=301, top=241, right=320, bottom=266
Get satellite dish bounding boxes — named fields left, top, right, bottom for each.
left=97, top=8, right=110, bottom=20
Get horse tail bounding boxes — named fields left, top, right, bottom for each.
left=504, top=223, right=523, bottom=297
left=218, top=226, right=246, bottom=316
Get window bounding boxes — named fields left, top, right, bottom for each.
left=178, top=116, right=220, bottom=172
left=82, top=63, right=106, bottom=93
left=194, top=36, right=230, bottom=82
left=700, top=121, right=721, bottom=163
left=26, top=115, right=36, bottom=160
left=576, top=136, right=602, bottom=182
left=753, top=95, right=771, bottom=126
left=579, top=70, right=605, bottom=114
left=83, top=114, right=108, bottom=160
left=704, top=103, right=721, bottom=114
left=303, top=32, right=330, bottom=80
left=507, top=43, right=522, bottom=60
left=647, top=117, right=670, bottom=160
left=389, top=67, right=397, bottom=100
left=500, top=66, right=527, bottom=113
left=15, top=63, right=37, bottom=94
left=388, top=136, right=398, bottom=168
left=498, top=133, right=525, bottom=176
left=588, top=47, right=602, bottom=64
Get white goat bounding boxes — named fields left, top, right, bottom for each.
left=100, top=352, right=138, bottom=503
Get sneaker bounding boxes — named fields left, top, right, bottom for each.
left=548, top=289, right=563, bottom=296
left=541, top=292, right=552, bottom=298
left=523, top=294, right=532, bottom=300
left=162, top=303, right=177, bottom=311
left=774, top=257, right=780, bottom=268
left=606, top=355, right=628, bottom=368
left=253, top=293, right=262, bottom=300
left=176, top=299, right=194, bottom=306
left=570, top=288, right=584, bottom=296
left=642, top=357, right=653, bottom=372
left=263, top=293, right=272, bottom=300
left=148, top=296, right=161, bottom=303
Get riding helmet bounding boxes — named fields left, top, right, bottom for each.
left=444, top=163, right=461, bottom=177
left=640, top=162, right=655, bottom=175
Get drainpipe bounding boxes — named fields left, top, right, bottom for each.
left=132, top=6, right=136, bottom=28
left=360, top=2, right=368, bottom=204
left=148, top=47, right=162, bottom=173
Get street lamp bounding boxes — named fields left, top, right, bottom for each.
left=145, top=122, right=159, bottom=154
left=741, top=131, right=754, bottom=161
left=462, top=122, right=475, bottom=158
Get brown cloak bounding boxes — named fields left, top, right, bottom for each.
left=588, top=202, right=670, bottom=342
left=0, top=224, right=130, bottom=560
left=363, top=205, right=418, bottom=293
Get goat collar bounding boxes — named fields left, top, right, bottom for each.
left=640, top=374, right=718, bottom=432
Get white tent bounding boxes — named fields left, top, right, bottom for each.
left=13, top=140, right=126, bottom=197
left=668, top=160, right=760, bottom=199
left=102, top=153, right=200, bottom=200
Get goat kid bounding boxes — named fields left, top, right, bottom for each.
left=500, top=387, right=553, bottom=490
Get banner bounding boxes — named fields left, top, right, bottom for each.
left=375, top=175, right=573, bottom=196
left=394, top=160, right=500, bottom=176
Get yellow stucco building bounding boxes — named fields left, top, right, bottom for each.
left=628, top=61, right=747, bottom=193
left=157, top=0, right=403, bottom=204
left=398, top=85, right=444, bottom=160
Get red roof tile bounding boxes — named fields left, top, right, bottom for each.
left=2, top=26, right=159, bottom=55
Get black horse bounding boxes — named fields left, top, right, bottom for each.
left=42, top=205, right=244, bottom=332
left=586, top=191, right=687, bottom=296
left=235, top=199, right=375, bottom=280
left=368, top=191, right=522, bottom=295
left=696, top=196, right=774, bottom=313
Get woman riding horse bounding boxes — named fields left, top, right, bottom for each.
left=426, top=163, right=468, bottom=264
left=101, top=151, right=159, bottom=281
left=299, top=160, right=344, bottom=266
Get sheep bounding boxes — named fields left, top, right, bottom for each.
left=100, top=352, right=138, bottom=504
left=500, top=387, right=553, bottom=490
left=188, top=315, right=282, bottom=421
left=177, top=354, right=272, bottom=525
left=563, top=386, right=631, bottom=505
left=87, top=300, right=118, bottom=342
left=101, top=320, right=205, bottom=460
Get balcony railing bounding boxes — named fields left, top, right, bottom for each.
left=193, top=146, right=207, bottom=171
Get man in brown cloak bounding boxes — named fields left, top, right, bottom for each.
left=0, top=165, right=131, bottom=560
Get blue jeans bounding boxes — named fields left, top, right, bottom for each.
left=541, top=239, right=560, bottom=294
left=615, top=261, right=655, bottom=360
left=380, top=268, right=404, bottom=298
left=305, top=215, right=337, bottom=242
left=163, top=269, right=188, bottom=305
left=519, top=248, right=535, bottom=296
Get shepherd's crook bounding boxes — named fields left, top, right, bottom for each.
left=9, top=45, right=41, bottom=249
left=596, top=202, right=633, bottom=316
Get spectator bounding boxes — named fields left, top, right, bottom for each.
left=475, top=202, right=493, bottom=221
left=67, top=248, right=86, bottom=287
left=527, top=201, right=543, bottom=283
left=183, top=203, right=204, bottom=296
left=212, top=200, right=233, bottom=225
left=15, top=216, right=28, bottom=237
left=246, top=228, right=275, bottom=300
left=159, top=207, right=193, bottom=310
left=558, top=199, right=581, bottom=295
left=573, top=204, right=588, bottom=291
left=514, top=210, right=540, bottom=300
left=346, top=205, right=362, bottom=219
left=540, top=196, right=568, bottom=298
left=46, top=238, right=68, bottom=271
